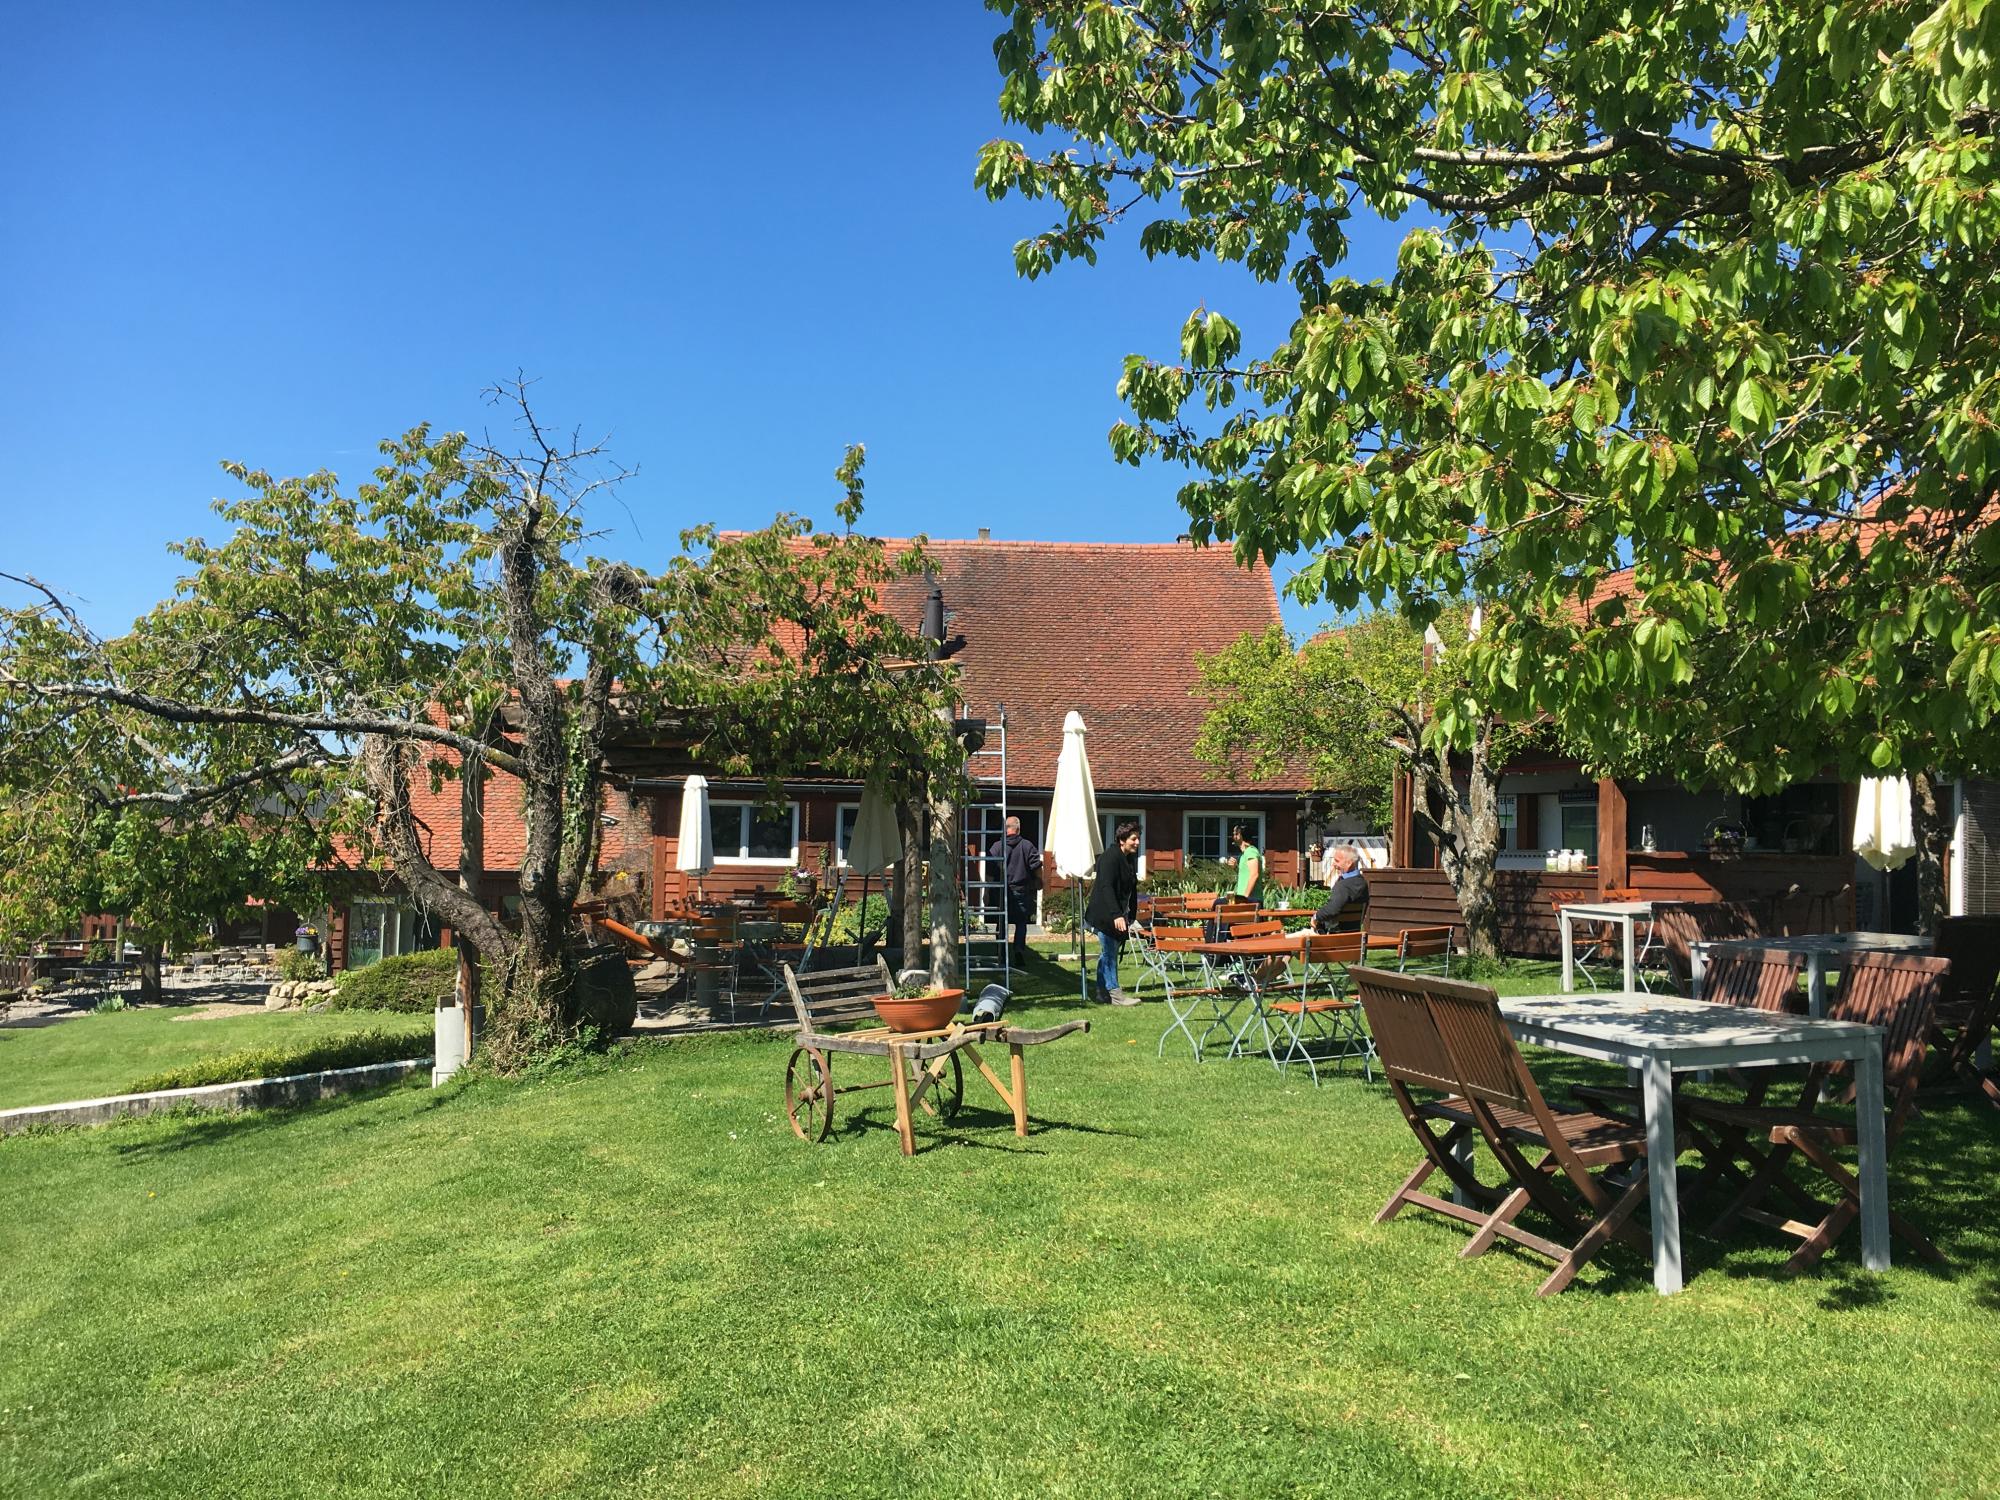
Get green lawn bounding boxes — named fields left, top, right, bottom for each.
left=2, top=952, right=1996, bottom=1498
left=0, top=1006, right=434, bottom=1110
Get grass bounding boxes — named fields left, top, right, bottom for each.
left=0, top=1006, right=433, bottom=1109
left=2, top=951, right=1997, bottom=1497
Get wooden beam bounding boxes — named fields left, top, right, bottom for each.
left=1598, top=778, right=1629, bottom=895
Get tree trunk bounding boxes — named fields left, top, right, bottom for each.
left=926, top=780, right=959, bottom=989
left=897, top=800, right=924, bottom=968
left=1412, top=732, right=1504, bottom=960
left=137, top=941, right=164, bottom=1005
left=1912, top=769, right=1951, bottom=939
left=456, top=737, right=486, bottom=1061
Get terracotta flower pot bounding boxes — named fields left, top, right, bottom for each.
left=870, top=989, right=965, bottom=1032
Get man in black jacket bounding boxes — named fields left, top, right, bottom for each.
left=986, top=815, right=1043, bottom=962
left=1312, top=845, right=1371, bottom=933
left=1084, top=820, right=1142, bottom=1005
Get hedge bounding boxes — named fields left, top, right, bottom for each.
left=127, top=1028, right=428, bottom=1094
left=325, top=947, right=460, bottom=1013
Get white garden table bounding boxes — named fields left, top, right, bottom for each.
left=1694, top=932, right=1933, bottom=1017
left=1498, top=993, right=1889, bottom=1295
left=1557, top=899, right=1654, bottom=993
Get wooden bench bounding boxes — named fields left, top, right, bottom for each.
left=781, top=961, right=1089, bottom=1155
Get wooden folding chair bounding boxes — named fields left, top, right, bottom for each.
left=1926, top=915, right=2000, bottom=1111
left=1153, top=924, right=1231, bottom=1060
left=1352, top=966, right=1509, bottom=1232
left=1265, top=931, right=1374, bottom=1083
left=1551, top=890, right=1613, bottom=988
left=1651, top=901, right=1759, bottom=996
left=1417, top=971, right=1664, bottom=1296
left=1395, top=925, right=1455, bottom=976
left=1688, top=951, right=1949, bottom=1273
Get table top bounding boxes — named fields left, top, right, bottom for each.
left=1186, top=934, right=1310, bottom=958
left=1557, top=901, right=1655, bottom=919
left=1699, top=931, right=1932, bottom=958
left=1500, top=992, right=1880, bottom=1063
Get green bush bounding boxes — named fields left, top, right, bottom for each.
left=1039, top=885, right=1079, bottom=936
left=327, top=947, right=459, bottom=1012
left=829, top=894, right=890, bottom=945
left=1138, top=859, right=1237, bottom=899
left=276, top=948, right=325, bottom=982
left=128, top=1028, right=426, bottom=1093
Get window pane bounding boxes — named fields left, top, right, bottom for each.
left=1559, top=803, right=1597, bottom=851
left=708, top=805, right=739, bottom=858
left=837, top=806, right=858, bottom=862
left=1187, top=816, right=1223, bottom=861
left=747, top=807, right=793, bottom=860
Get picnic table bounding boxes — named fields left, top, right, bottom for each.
left=1498, top=992, right=1889, bottom=1295
left=1557, top=899, right=1655, bottom=993
left=1695, top=932, right=1933, bottom=1018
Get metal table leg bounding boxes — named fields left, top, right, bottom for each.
left=1643, top=1053, right=1684, bottom=1295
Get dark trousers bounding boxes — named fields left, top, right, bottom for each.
left=1005, top=887, right=1035, bottom=952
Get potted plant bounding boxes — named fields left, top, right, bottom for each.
left=870, top=976, right=965, bottom=1033
left=295, top=923, right=320, bottom=955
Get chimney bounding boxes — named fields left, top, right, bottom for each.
left=977, top=527, right=991, bottom=541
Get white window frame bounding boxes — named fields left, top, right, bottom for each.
left=711, top=800, right=800, bottom=866
left=1098, top=809, right=1146, bottom=879
left=1182, top=811, right=1265, bottom=865
left=834, top=802, right=859, bottom=868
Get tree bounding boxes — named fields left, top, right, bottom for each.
left=1194, top=610, right=1523, bottom=956
left=0, top=385, right=957, bottom=1065
left=980, top=1, right=2000, bottom=927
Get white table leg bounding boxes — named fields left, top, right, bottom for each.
left=1808, top=954, right=1828, bottom=1018
left=1855, top=1035, right=1890, bottom=1272
left=1622, top=917, right=1637, bottom=995
left=1643, top=1053, right=1683, bottom=1294
left=1560, top=910, right=1575, bottom=993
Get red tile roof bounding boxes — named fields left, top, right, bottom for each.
left=870, top=538, right=1303, bottom=795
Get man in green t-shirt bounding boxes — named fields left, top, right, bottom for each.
left=1229, top=824, right=1264, bottom=906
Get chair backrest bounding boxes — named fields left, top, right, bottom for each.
left=1228, top=918, right=1285, bottom=940
left=1182, top=892, right=1221, bottom=913
left=1152, top=923, right=1207, bottom=951
left=783, top=958, right=896, bottom=1035
left=1700, top=950, right=1807, bottom=1013
left=1416, top=973, right=1547, bottom=1117
left=1826, top=951, right=1949, bottom=1137
left=1550, top=888, right=1590, bottom=917
left=1398, top=926, right=1453, bottom=961
left=1936, top=916, right=2000, bottom=1029
left=1652, top=901, right=1759, bottom=993
left=1303, top=930, right=1365, bottom=965
left=1350, top=966, right=1461, bottom=1095
left=1321, top=901, right=1369, bottom=935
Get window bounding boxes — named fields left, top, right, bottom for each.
left=1558, top=798, right=1597, bottom=854
left=710, top=800, right=798, bottom=864
left=1184, top=812, right=1264, bottom=864
left=835, top=804, right=859, bottom=866
left=1098, top=810, right=1146, bottom=878
left=347, top=901, right=438, bottom=969
left=1497, top=794, right=1517, bottom=839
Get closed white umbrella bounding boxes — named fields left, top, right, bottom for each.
left=845, top=782, right=900, bottom=875
left=676, top=774, right=713, bottom=900
left=1853, top=775, right=1916, bottom=872
left=1045, top=711, right=1103, bottom=998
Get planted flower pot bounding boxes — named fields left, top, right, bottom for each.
left=870, top=988, right=965, bottom=1032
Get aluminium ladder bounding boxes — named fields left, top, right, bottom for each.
left=960, top=705, right=1014, bottom=989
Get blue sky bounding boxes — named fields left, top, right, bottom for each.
left=2, top=2, right=1408, bottom=639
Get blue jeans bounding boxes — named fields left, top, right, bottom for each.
left=1094, top=924, right=1123, bottom=996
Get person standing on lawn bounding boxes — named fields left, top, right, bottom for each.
left=1229, top=823, right=1264, bottom=907
left=987, top=814, right=1043, bottom=963
left=1084, top=820, right=1142, bottom=1005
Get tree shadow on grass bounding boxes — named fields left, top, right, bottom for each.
left=105, top=1079, right=422, bottom=1160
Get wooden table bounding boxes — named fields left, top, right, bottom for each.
left=1498, top=992, right=1889, bottom=1295
left=1557, top=900, right=1655, bottom=993
left=1695, top=932, right=1933, bottom=1017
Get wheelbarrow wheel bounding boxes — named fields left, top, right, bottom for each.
left=785, top=1046, right=834, bottom=1142
left=910, top=1050, right=964, bottom=1122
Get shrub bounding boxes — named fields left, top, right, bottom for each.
left=1139, top=859, right=1237, bottom=899
left=829, top=894, right=890, bottom=945
left=85, top=938, right=113, bottom=966
left=128, top=1028, right=426, bottom=1093
left=276, top=948, right=325, bottom=983
left=571, top=944, right=637, bottom=1037
left=327, top=947, right=460, bottom=1012
left=1039, top=884, right=1079, bottom=936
